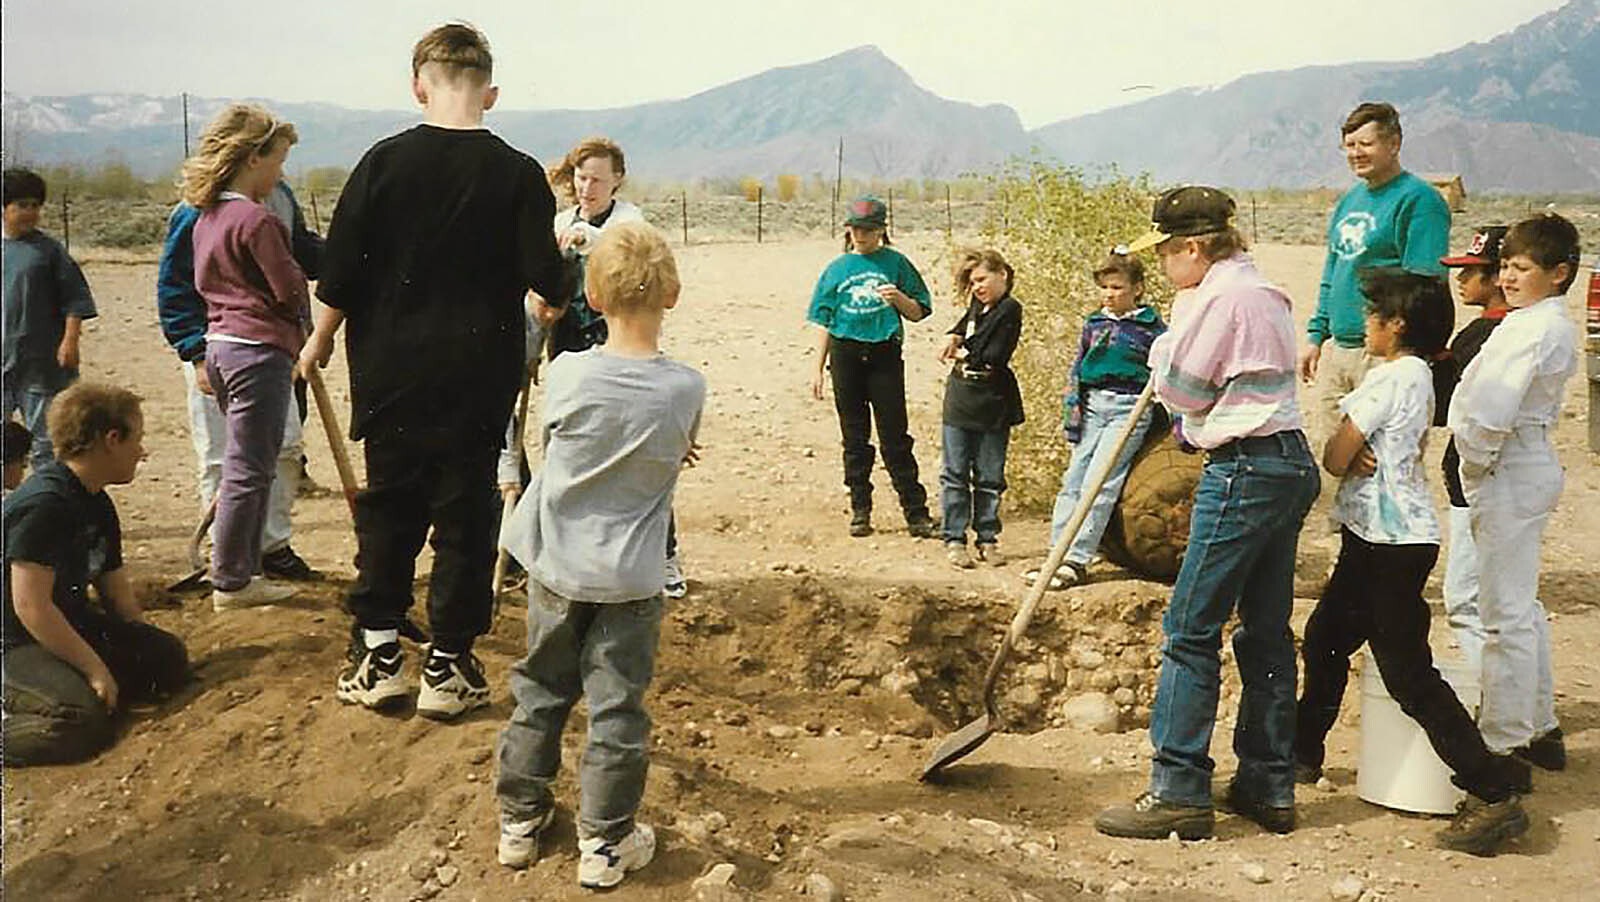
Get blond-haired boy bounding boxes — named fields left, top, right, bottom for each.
left=300, top=22, right=566, bottom=719
left=495, top=222, right=704, bottom=889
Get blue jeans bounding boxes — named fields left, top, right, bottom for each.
left=1049, top=389, right=1152, bottom=566
left=2, top=369, right=68, bottom=468
left=1147, top=431, right=1319, bottom=807
left=497, top=582, right=663, bottom=842
left=940, top=425, right=1009, bottom=544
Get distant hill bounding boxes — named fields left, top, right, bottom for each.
left=1032, top=0, right=1600, bottom=192
left=3, top=1, right=1597, bottom=192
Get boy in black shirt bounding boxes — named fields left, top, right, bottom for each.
left=2, top=382, right=189, bottom=766
left=300, top=23, right=565, bottom=720
left=1437, top=225, right=1509, bottom=670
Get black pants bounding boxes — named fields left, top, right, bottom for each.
left=1295, top=528, right=1514, bottom=802
left=349, top=428, right=500, bottom=653
left=828, top=337, right=928, bottom=517
left=2, top=613, right=189, bottom=766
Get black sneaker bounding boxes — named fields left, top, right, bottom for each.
left=1221, top=778, right=1295, bottom=834
left=417, top=650, right=491, bottom=721
left=1436, top=794, right=1529, bottom=856
left=1513, top=727, right=1566, bottom=771
left=336, top=641, right=409, bottom=710
left=849, top=509, right=873, bottom=538
left=905, top=512, right=937, bottom=539
left=261, top=546, right=321, bottom=581
left=1094, top=792, right=1214, bottom=840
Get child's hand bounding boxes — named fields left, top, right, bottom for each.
left=682, top=442, right=703, bottom=468
left=876, top=284, right=908, bottom=306
left=1298, top=341, right=1322, bottom=383
left=56, top=336, right=80, bottom=370
left=86, top=661, right=119, bottom=711
left=938, top=334, right=963, bottom=364
left=193, top=360, right=215, bottom=396
left=531, top=294, right=566, bottom=328
left=810, top=370, right=827, bottom=401
left=1349, top=443, right=1378, bottom=477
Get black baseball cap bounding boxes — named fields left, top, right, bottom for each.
left=1126, top=186, right=1236, bottom=253
left=1440, top=225, right=1508, bottom=268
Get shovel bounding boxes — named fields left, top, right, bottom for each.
left=305, top=366, right=359, bottom=517
left=493, top=369, right=536, bottom=620
left=920, top=381, right=1157, bottom=781
left=166, top=494, right=219, bottom=592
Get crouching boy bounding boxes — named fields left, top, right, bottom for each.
left=2, top=383, right=189, bottom=765
left=495, top=223, right=705, bottom=889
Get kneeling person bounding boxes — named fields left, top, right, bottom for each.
left=495, top=223, right=705, bottom=889
left=2, top=383, right=190, bottom=766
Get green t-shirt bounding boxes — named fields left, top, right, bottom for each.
left=807, top=247, right=931, bottom=344
left=1310, top=171, right=1450, bottom=348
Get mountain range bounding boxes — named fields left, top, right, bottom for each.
left=3, top=0, right=1596, bottom=192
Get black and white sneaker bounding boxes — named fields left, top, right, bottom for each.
left=417, top=650, right=491, bottom=721
left=336, top=641, right=409, bottom=710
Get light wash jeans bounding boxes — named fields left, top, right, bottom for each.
left=497, top=582, right=663, bottom=842
left=1048, top=389, right=1152, bottom=567
left=1442, top=505, right=1486, bottom=666
left=940, top=425, right=1009, bottom=545
left=2, top=370, right=66, bottom=467
left=1146, top=431, right=1320, bottom=807
left=184, top=360, right=300, bottom=554
left=1463, top=427, right=1562, bottom=753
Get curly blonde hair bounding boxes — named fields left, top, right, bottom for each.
left=586, top=222, right=678, bottom=315
left=548, top=137, right=626, bottom=205
left=180, top=104, right=297, bottom=209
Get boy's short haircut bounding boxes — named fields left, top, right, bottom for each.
left=2, top=168, right=47, bottom=205
left=47, top=383, right=143, bottom=460
left=3, top=420, right=33, bottom=466
left=412, top=23, right=493, bottom=84
left=1093, top=252, right=1145, bottom=287
left=585, top=223, right=679, bottom=315
left=1342, top=102, right=1402, bottom=142
left=953, top=247, right=1015, bottom=297
left=1502, top=213, right=1583, bottom=293
left=549, top=137, right=626, bottom=201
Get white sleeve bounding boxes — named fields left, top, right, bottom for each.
left=1340, top=369, right=1393, bottom=441
left=1447, top=330, right=1540, bottom=468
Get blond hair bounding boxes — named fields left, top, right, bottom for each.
left=180, top=104, right=297, bottom=209
left=412, top=23, right=492, bottom=84
left=1163, top=228, right=1249, bottom=262
left=48, top=382, right=142, bottom=460
left=952, top=247, right=1014, bottom=298
left=586, top=222, right=679, bottom=314
left=549, top=137, right=626, bottom=204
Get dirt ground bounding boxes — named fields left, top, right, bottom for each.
left=3, top=235, right=1598, bottom=901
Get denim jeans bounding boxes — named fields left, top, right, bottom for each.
left=2, top=613, right=189, bottom=766
left=1, top=369, right=68, bottom=468
left=183, top=360, right=301, bottom=555
left=206, top=342, right=294, bottom=591
left=1146, top=431, right=1319, bottom=807
left=940, top=425, right=1009, bottom=545
left=1049, top=389, right=1152, bottom=566
left=497, top=582, right=663, bottom=842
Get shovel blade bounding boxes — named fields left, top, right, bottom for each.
left=165, top=566, right=208, bottom=594
left=919, top=713, right=994, bottom=781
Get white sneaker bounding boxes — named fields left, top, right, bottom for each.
left=212, top=579, right=299, bottom=612
left=498, top=807, right=556, bottom=869
left=663, top=555, right=688, bottom=599
left=577, top=822, right=655, bottom=889
left=416, top=651, right=491, bottom=721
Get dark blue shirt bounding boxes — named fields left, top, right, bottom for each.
left=2, top=230, right=97, bottom=386
left=2, top=461, right=123, bottom=648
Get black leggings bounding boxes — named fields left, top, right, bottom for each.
left=828, top=336, right=928, bottom=517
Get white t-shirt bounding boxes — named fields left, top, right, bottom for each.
left=1332, top=355, right=1440, bottom=545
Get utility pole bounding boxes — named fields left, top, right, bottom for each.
left=182, top=92, right=190, bottom=158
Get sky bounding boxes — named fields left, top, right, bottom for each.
left=0, top=0, right=1573, bottom=128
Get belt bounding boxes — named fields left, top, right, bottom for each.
left=954, top=365, right=993, bottom=381
left=1206, top=430, right=1309, bottom=462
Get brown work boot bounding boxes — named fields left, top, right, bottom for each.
left=1094, top=792, right=1214, bottom=840
left=1436, top=794, right=1529, bottom=856
left=1513, top=727, right=1566, bottom=771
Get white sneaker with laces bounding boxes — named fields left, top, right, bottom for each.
left=212, top=579, right=299, bottom=612
left=416, top=650, right=491, bottom=720
left=497, top=807, right=557, bottom=869
left=577, top=822, right=655, bottom=889
left=663, top=554, right=687, bottom=599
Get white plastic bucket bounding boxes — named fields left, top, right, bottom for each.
left=1356, top=648, right=1481, bottom=815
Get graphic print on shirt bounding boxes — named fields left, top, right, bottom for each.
left=1334, top=212, right=1377, bottom=260
left=840, top=272, right=891, bottom=315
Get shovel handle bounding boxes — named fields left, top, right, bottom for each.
left=980, top=381, right=1159, bottom=705
left=305, top=366, right=360, bottom=516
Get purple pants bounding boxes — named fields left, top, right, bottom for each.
left=207, top=341, right=293, bottom=591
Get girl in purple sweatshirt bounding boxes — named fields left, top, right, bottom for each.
left=181, top=104, right=308, bottom=611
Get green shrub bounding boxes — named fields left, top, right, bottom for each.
left=977, top=157, right=1169, bottom=512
